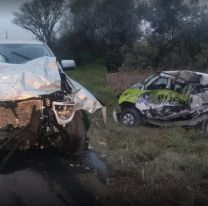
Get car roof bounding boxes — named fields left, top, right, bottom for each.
left=161, top=70, right=208, bottom=85
left=0, top=39, right=45, bottom=45
left=161, top=70, right=199, bottom=82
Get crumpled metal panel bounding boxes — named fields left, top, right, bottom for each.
left=162, top=70, right=200, bottom=83
left=0, top=56, right=106, bottom=123
left=197, top=72, right=208, bottom=86
left=0, top=57, right=61, bottom=101
left=67, top=77, right=104, bottom=113
left=162, top=70, right=208, bottom=85
left=190, top=93, right=208, bottom=109
left=54, top=77, right=107, bottom=124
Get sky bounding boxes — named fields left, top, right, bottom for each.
left=0, top=0, right=35, bottom=40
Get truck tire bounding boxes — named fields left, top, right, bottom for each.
left=59, top=111, right=87, bottom=156
left=120, top=108, right=141, bottom=127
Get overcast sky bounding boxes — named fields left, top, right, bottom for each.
left=0, top=0, right=35, bottom=40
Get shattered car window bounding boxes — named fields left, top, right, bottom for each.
left=144, top=74, right=156, bottom=84
left=146, top=77, right=168, bottom=90
left=0, top=44, right=52, bottom=64
left=173, top=81, right=188, bottom=94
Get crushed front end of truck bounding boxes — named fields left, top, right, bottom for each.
left=0, top=57, right=106, bottom=160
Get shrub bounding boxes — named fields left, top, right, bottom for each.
left=121, top=42, right=159, bottom=71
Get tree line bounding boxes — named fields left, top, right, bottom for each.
left=13, top=0, right=208, bottom=72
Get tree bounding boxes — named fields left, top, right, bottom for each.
left=57, top=0, right=208, bottom=71
left=57, top=0, right=103, bottom=63
left=96, top=0, right=138, bottom=71
left=58, top=0, right=138, bottom=70
left=143, top=0, right=190, bottom=41
left=121, top=0, right=208, bottom=71
left=13, top=0, right=64, bottom=45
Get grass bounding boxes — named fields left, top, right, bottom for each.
left=67, top=64, right=208, bottom=206
left=66, top=64, right=116, bottom=108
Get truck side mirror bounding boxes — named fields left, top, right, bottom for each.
left=61, top=60, right=76, bottom=70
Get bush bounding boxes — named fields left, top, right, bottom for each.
left=120, top=40, right=208, bottom=72
left=159, top=45, right=192, bottom=69
left=121, top=42, right=159, bottom=71
left=105, top=48, right=124, bottom=73
left=195, top=49, right=208, bottom=71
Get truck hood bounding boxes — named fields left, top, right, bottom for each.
left=0, top=56, right=61, bottom=101
left=0, top=57, right=105, bottom=118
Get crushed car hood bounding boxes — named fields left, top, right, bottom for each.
left=0, top=57, right=61, bottom=101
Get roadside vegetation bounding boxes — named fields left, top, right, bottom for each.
left=68, top=65, right=208, bottom=206
left=14, top=0, right=208, bottom=73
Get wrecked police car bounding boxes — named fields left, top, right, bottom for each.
left=113, top=70, right=208, bottom=132
left=0, top=40, right=105, bottom=157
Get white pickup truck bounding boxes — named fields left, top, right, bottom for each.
left=0, top=40, right=105, bottom=158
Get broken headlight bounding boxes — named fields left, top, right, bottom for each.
left=52, top=101, right=76, bottom=126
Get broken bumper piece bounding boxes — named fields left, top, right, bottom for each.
left=112, top=105, right=121, bottom=123
left=113, top=110, right=119, bottom=123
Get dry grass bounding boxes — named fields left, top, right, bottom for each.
left=106, top=70, right=150, bottom=91
left=105, top=119, right=208, bottom=206
left=68, top=65, right=208, bottom=206
left=88, top=113, right=107, bottom=158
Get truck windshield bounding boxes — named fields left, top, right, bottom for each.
left=0, top=44, right=53, bottom=64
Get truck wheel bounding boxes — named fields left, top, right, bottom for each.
left=120, top=108, right=141, bottom=127
left=58, top=111, right=87, bottom=156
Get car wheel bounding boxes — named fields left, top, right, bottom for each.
left=58, top=111, right=87, bottom=156
left=120, top=108, right=141, bottom=127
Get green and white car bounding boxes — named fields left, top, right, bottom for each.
left=113, top=70, right=208, bottom=132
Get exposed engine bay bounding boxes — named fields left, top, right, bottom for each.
left=0, top=57, right=105, bottom=156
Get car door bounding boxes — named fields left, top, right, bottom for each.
left=136, top=76, right=188, bottom=114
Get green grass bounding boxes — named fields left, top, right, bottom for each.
left=67, top=64, right=208, bottom=206
left=66, top=64, right=116, bottom=108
